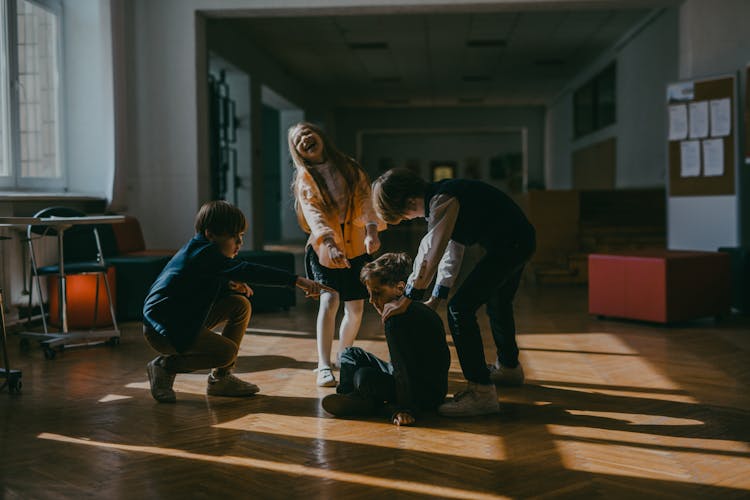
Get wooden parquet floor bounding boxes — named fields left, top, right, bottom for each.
left=1, top=284, right=749, bottom=499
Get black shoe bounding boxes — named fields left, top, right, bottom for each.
left=322, top=392, right=375, bottom=417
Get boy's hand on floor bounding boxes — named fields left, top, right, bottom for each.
left=296, top=277, right=336, bottom=299
left=382, top=296, right=411, bottom=321
left=424, top=296, right=443, bottom=310
left=228, top=281, right=254, bottom=297
left=392, top=411, right=415, bottom=426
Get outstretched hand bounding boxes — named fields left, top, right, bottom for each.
left=228, top=281, right=254, bottom=297
left=381, top=295, right=411, bottom=321
left=296, top=277, right=336, bottom=299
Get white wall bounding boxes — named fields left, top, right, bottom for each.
left=668, top=0, right=750, bottom=250
left=335, top=106, right=545, bottom=188
left=545, top=8, right=678, bottom=190
left=63, top=0, right=114, bottom=198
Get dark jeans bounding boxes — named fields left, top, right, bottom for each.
left=337, top=347, right=395, bottom=405
left=447, top=235, right=535, bottom=385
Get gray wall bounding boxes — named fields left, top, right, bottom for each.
left=335, top=106, right=545, bottom=189
left=545, top=8, right=679, bottom=190
left=668, top=0, right=750, bottom=250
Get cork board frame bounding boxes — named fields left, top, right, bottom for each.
left=668, top=75, right=736, bottom=196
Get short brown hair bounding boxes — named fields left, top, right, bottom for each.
left=194, top=200, right=247, bottom=236
left=372, top=168, right=427, bottom=224
left=360, top=252, right=412, bottom=286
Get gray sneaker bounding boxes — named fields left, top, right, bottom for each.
left=438, top=382, right=499, bottom=417
left=489, top=361, right=525, bottom=386
left=147, top=356, right=176, bottom=403
left=207, top=372, right=260, bottom=397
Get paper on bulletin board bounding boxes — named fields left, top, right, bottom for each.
left=668, top=104, right=688, bottom=140
left=667, top=81, right=694, bottom=103
left=689, top=101, right=709, bottom=139
left=702, top=138, right=724, bottom=176
left=710, top=98, right=731, bottom=137
left=680, top=140, right=701, bottom=177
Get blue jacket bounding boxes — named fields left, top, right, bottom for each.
left=143, top=233, right=297, bottom=352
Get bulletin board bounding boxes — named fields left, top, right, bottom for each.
left=667, top=75, right=736, bottom=196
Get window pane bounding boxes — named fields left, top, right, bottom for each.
left=17, top=0, right=60, bottom=179
left=0, top=1, right=11, bottom=177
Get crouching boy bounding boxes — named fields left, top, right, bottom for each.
left=143, top=200, right=332, bottom=403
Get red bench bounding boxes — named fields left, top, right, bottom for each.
left=588, top=250, right=731, bottom=323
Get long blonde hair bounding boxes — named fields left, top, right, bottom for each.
left=288, top=122, right=362, bottom=232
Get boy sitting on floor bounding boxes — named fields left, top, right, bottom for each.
left=322, top=252, right=450, bottom=426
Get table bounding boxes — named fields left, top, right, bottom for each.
left=20, top=215, right=125, bottom=358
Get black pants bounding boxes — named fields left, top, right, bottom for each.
left=447, top=234, right=535, bottom=385
left=337, top=347, right=395, bottom=405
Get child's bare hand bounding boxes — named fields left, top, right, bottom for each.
left=228, top=280, right=254, bottom=297
left=327, top=244, right=350, bottom=269
left=364, top=231, right=380, bottom=255
left=382, top=296, right=411, bottom=321
left=296, top=277, right=336, bottom=299
left=392, top=411, right=415, bottom=426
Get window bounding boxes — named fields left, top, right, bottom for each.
left=573, top=63, right=616, bottom=138
left=0, top=0, right=64, bottom=190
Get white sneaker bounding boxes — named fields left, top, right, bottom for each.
left=438, top=382, right=499, bottom=417
left=315, top=367, right=337, bottom=387
left=489, top=361, right=525, bottom=386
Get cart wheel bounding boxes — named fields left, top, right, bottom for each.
left=44, top=347, right=56, bottom=360
left=10, top=377, right=22, bottom=394
left=19, top=338, right=30, bottom=351
left=106, top=337, right=120, bottom=346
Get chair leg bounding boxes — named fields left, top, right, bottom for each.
left=92, top=273, right=100, bottom=331
left=102, top=272, right=119, bottom=333
left=28, top=242, right=49, bottom=334
left=26, top=269, right=33, bottom=326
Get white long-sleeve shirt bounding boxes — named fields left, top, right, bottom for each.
left=404, top=194, right=465, bottom=300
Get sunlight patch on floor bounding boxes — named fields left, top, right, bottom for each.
left=37, top=432, right=510, bottom=500
left=215, top=413, right=507, bottom=461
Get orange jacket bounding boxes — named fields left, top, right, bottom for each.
left=294, top=166, right=385, bottom=268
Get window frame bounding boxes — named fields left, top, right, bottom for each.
left=2, top=0, right=66, bottom=191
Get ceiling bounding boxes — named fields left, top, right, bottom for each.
left=213, top=8, right=656, bottom=107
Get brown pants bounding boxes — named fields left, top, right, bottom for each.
left=144, top=295, right=252, bottom=374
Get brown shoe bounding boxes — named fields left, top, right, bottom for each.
left=322, top=392, right=375, bottom=417
left=207, top=373, right=260, bottom=397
